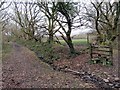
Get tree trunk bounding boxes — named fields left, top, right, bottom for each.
left=48, top=31, right=53, bottom=43
left=66, top=20, right=75, bottom=54
left=48, top=18, right=54, bottom=43
left=117, top=17, right=120, bottom=77
left=66, top=38, right=75, bottom=54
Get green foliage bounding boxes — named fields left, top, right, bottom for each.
left=2, top=42, right=12, bottom=58
left=101, top=59, right=113, bottom=66
left=89, top=57, right=113, bottom=66
left=60, top=39, right=87, bottom=46
left=33, top=42, right=60, bottom=64
left=17, top=39, right=60, bottom=64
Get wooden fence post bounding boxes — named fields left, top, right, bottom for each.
left=87, top=33, right=89, bottom=45
left=109, top=43, right=113, bottom=62
left=90, top=43, right=93, bottom=61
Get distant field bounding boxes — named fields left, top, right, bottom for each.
left=60, top=39, right=88, bottom=45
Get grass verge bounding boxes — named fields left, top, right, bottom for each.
left=15, top=38, right=88, bottom=65
left=60, top=39, right=88, bottom=46
left=16, top=39, right=60, bottom=64
left=2, top=42, right=12, bottom=59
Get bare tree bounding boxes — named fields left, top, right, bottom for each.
left=0, top=1, right=12, bottom=45
left=37, top=2, right=59, bottom=43
left=10, top=2, right=42, bottom=41
left=0, top=1, right=11, bottom=31
left=55, top=2, right=82, bottom=54
left=85, top=1, right=120, bottom=45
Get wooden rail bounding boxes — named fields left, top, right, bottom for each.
left=89, top=43, right=113, bottom=62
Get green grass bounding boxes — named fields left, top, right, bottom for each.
left=60, top=39, right=88, bottom=45
left=2, top=42, right=12, bottom=58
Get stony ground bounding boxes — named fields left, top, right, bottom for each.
left=2, top=43, right=96, bottom=88
left=52, top=45, right=120, bottom=88
left=53, top=45, right=119, bottom=80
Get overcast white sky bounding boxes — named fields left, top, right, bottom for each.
left=1, top=0, right=92, bottom=35
left=2, top=0, right=117, bottom=3
left=1, top=0, right=117, bottom=36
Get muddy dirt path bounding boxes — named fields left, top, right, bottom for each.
left=2, top=43, right=95, bottom=88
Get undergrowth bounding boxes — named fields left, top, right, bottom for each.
left=16, top=39, right=60, bottom=64
left=2, top=42, right=12, bottom=59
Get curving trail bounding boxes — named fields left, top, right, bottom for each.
left=2, top=43, right=95, bottom=88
